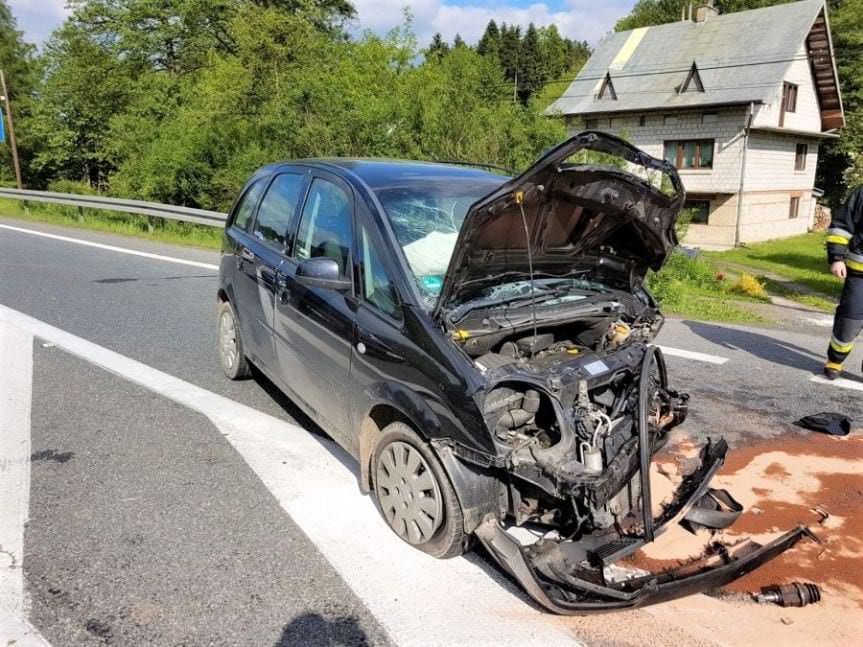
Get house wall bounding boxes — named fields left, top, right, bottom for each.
left=682, top=191, right=815, bottom=248
left=753, top=42, right=823, bottom=133
left=575, top=108, right=748, bottom=194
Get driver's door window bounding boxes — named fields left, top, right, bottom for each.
left=294, top=178, right=352, bottom=277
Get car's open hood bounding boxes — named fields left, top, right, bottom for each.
left=434, top=132, right=685, bottom=321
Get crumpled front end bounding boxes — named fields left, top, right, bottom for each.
left=474, top=436, right=813, bottom=613
left=467, top=343, right=812, bottom=613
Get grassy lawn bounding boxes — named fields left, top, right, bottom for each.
left=0, top=198, right=222, bottom=250
left=649, top=231, right=841, bottom=323
left=705, top=232, right=841, bottom=299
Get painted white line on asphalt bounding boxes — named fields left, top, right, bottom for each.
left=811, top=374, right=863, bottom=392
left=805, top=317, right=833, bottom=328
left=0, top=322, right=52, bottom=646
left=657, top=345, right=729, bottom=365
left=0, top=223, right=219, bottom=271
left=0, top=304, right=582, bottom=647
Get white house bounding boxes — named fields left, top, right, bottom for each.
left=547, top=0, right=844, bottom=248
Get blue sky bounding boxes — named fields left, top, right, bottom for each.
left=9, top=1, right=636, bottom=49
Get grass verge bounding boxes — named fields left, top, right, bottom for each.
left=0, top=198, right=222, bottom=250
left=705, top=232, right=841, bottom=299
left=648, top=252, right=769, bottom=323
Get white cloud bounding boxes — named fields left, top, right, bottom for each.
left=352, top=0, right=632, bottom=48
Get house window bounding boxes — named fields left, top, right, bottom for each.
left=585, top=118, right=598, bottom=129
left=782, top=82, right=798, bottom=113
left=795, top=143, right=808, bottom=171
left=683, top=199, right=711, bottom=225
left=638, top=115, right=646, bottom=126
left=780, top=82, right=798, bottom=126
left=663, top=140, right=715, bottom=169
left=789, top=195, right=801, bottom=219
left=597, top=72, right=617, bottom=100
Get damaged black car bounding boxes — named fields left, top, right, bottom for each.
left=217, top=132, right=810, bottom=614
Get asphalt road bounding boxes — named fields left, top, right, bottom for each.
left=2, top=217, right=861, bottom=646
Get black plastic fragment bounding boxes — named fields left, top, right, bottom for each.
left=682, top=488, right=743, bottom=532
left=795, top=412, right=852, bottom=436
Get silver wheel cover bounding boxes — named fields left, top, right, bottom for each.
left=219, top=309, right=238, bottom=370
left=375, top=441, right=444, bottom=545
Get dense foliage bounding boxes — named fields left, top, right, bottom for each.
left=1, top=0, right=568, bottom=209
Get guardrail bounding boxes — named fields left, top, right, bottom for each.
left=0, top=187, right=227, bottom=228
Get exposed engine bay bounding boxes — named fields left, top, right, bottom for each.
left=450, top=287, right=689, bottom=538
left=433, top=133, right=812, bottom=614
left=448, top=301, right=810, bottom=613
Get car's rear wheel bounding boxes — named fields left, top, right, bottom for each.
left=371, top=422, right=466, bottom=558
left=217, top=300, right=251, bottom=380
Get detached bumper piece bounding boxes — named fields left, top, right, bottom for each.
left=475, top=439, right=813, bottom=614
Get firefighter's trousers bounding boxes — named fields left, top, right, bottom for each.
left=827, top=273, right=863, bottom=367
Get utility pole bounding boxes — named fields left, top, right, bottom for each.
left=0, top=69, right=23, bottom=189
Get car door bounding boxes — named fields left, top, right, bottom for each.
left=348, top=216, right=411, bottom=455
left=273, top=172, right=356, bottom=441
left=233, top=170, right=308, bottom=372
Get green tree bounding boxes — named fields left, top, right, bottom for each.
left=427, top=32, right=450, bottom=58
left=476, top=20, right=500, bottom=59
left=0, top=0, right=35, bottom=185
left=453, top=33, right=466, bottom=49
left=498, top=23, right=521, bottom=83
left=818, top=0, right=863, bottom=204
left=538, top=24, right=568, bottom=80
left=518, top=23, right=546, bottom=100
left=24, top=22, right=133, bottom=188
left=564, top=39, right=591, bottom=72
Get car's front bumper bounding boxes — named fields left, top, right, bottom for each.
left=475, top=439, right=814, bottom=614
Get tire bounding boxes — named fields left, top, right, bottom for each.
left=371, top=422, right=466, bottom=559
left=217, top=300, right=251, bottom=380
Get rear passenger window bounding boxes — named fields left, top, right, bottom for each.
left=232, top=179, right=266, bottom=231
left=360, top=225, right=400, bottom=319
left=295, top=178, right=353, bottom=277
left=253, top=173, right=305, bottom=251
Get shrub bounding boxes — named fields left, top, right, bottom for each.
left=731, top=274, right=768, bottom=300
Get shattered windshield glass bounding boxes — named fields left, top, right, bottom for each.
left=374, top=178, right=504, bottom=309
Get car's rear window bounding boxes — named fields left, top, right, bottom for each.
left=374, top=178, right=504, bottom=309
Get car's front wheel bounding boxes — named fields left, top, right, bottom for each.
left=217, top=300, right=251, bottom=380
left=371, top=422, right=466, bottom=558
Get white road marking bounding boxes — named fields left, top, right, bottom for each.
left=804, top=317, right=833, bottom=328
left=657, top=345, right=729, bottom=365
left=0, top=223, right=219, bottom=270
left=811, top=374, right=863, bottom=392
left=0, top=322, right=52, bottom=646
left=0, top=304, right=582, bottom=646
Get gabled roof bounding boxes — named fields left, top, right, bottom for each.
left=547, top=0, right=843, bottom=129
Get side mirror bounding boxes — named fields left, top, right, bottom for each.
left=295, top=257, right=352, bottom=292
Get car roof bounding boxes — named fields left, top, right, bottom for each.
left=259, top=158, right=509, bottom=190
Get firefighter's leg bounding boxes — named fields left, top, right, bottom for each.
left=825, top=274, right=863, bottom=378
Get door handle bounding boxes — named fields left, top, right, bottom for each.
left=240, top=247, right=255, bottom=262
left=275, top=273, right=292, bottom=304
